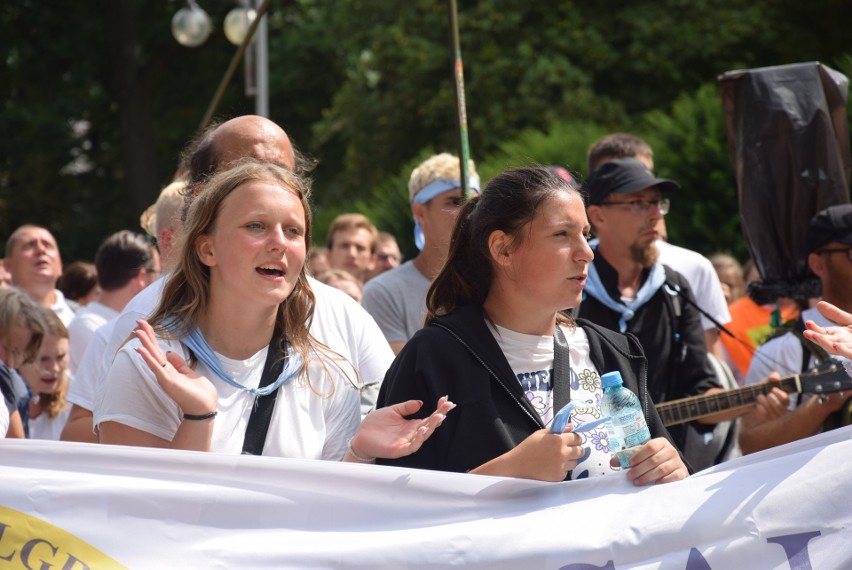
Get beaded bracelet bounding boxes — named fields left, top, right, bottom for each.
left=183, top=410, right=218, bottom=421
left=346, top=437, right=376, bottom=463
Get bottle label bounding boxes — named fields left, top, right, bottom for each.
left=614, top=410, right=651, bottom=448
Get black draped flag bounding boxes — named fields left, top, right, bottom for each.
left=720, top=62, right=851, bottom=303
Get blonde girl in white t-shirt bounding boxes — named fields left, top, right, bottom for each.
left=97, top=159, right=451, bottom=461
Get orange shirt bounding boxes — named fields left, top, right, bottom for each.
left=721, top=296, right=801, bottom=378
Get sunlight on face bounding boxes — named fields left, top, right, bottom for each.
left=198, top=180, right=307, bottom=309
left=502, top=192, right=593, bottom=313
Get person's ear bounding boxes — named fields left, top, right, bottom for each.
left=196, top=235, right=216, bottom=268
left=808, top=252, right=827, bottom=281
left=134, top=267, right=149, bottom=288
left=586, top=205, right=605, bottom=227
left=411, top=203, right=426, bottom=225
left=488, top=230, right=512, bottom=268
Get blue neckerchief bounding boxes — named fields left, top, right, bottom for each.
left=583, top=253, right=666, bottom=333
left=179, top=328, right=301, bottom=396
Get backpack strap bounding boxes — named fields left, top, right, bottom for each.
left=241, top=335, right=288, bottom=455
left=766, top=316, right=831, bottom=374
left=661, top=267, right=687, bottom=364
left=790, top=316, right=831, bottom=373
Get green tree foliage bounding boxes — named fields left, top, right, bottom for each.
left=311, top=0, right=627, bottom=200
left=642, top=84, right=743, bottom=258
left=2, top=0, right=851, bottom=264
left=475, top=121, right=611, bottom=183
left=0, top=1, right=258, bottom=261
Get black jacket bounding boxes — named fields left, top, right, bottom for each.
left=377, top=304, right=683, bottom=474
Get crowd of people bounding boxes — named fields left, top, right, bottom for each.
left=1, top=115, right=851, bottom=487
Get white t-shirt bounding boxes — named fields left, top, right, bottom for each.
left=98, top=275, right=393, bottom=417
left=746, top=306, right=830, bottom=411
left=66, top=318, right=114, bottom=413
left=656, top=240, right=731, bottom=331
left=307, top=278, right=395, bottom=415
left=67, top=301, right=118, bottom=374
left=488, top=323, right=618, bottom=479
left=28, top=403, right=70, bottom=441
left=95, top=337, right=361, bottom=459
left=51, top=289, right=76, bottom=327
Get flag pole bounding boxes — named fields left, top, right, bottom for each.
left=447, top=0, right=472, bottom=199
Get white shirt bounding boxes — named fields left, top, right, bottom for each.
left=95, top=337, right=360, bottom=459
left=746, top=307, right=830, bottom=411
left=66, top=318, right=114, bottom=413
left=96, top=275, right=394, bottom=417
left=67, top=301, right=118, bottom=373
left=28, top=403, right=70, bottom=441
left=656, top=240, right=731, bottom=331
left=50, top=289, right=76, bottom=327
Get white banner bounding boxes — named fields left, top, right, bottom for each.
left=1, top=427, right=851, bottom=569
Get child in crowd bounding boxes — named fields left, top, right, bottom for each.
left=19, top=309, right=71, bottom=440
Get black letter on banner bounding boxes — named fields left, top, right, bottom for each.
left=766, top=531, right=821, bottom=570
left=21, top=538, right=58, bottom=570
left=0, top=523, right=16, bottom=561
left=685, top=548, right=712, bottom=570
left=61, top=555, right=91, bottom=570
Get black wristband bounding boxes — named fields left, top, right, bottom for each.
left=183, top=410, right=218, bottom=421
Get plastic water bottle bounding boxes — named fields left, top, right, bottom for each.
left=600, top=371, right=651, bottom=469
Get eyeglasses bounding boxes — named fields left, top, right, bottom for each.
left=599, top=197, right=670, bottom=216
left=816, top=247, right=852, bottom=262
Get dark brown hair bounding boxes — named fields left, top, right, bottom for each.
left=426, top=167, right=582, bottom=325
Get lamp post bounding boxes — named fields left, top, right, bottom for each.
left=171, top=0, right=269, bottom=118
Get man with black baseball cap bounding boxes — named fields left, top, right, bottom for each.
left=579, top=158, right=731, bottom=464
left=740, top=204, right=852, bottom=454
left=584, top=157, right=680, bottom=205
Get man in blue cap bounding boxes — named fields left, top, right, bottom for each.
left=363, top=153, right=478, bottom=354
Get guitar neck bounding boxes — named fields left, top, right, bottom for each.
left=656, top=376, right=801, bottom=427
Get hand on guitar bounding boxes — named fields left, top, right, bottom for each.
left=803, top=301, right=852, bottom=360
left=740, top=370, right=848, bottom=455
left=752, top=373, right=789, bottom=422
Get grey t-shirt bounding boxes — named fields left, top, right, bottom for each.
left=362, top=261, right=431, bottom=345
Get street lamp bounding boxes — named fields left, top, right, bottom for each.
left=171, top=1, right=212, bottom=48
left=171, top=0, right=269, bottom=118
left=223, top=6, right=256, bottom=45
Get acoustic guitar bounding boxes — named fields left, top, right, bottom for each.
left=656, top=362, right=852, bottom=427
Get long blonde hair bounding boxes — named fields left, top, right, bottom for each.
left=147, top=158, right=351, bottom=392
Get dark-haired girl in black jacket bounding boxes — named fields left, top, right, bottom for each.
left=378, top=167, right=688, bottom=484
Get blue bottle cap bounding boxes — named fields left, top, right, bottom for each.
left=601, top=371, right=624, bottom=389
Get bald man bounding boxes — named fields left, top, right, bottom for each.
left=182, top=115, right=296, bottom=188
left=65, top=116, right=392, bottom=442
left=4, top=225, right=75, bottom=326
